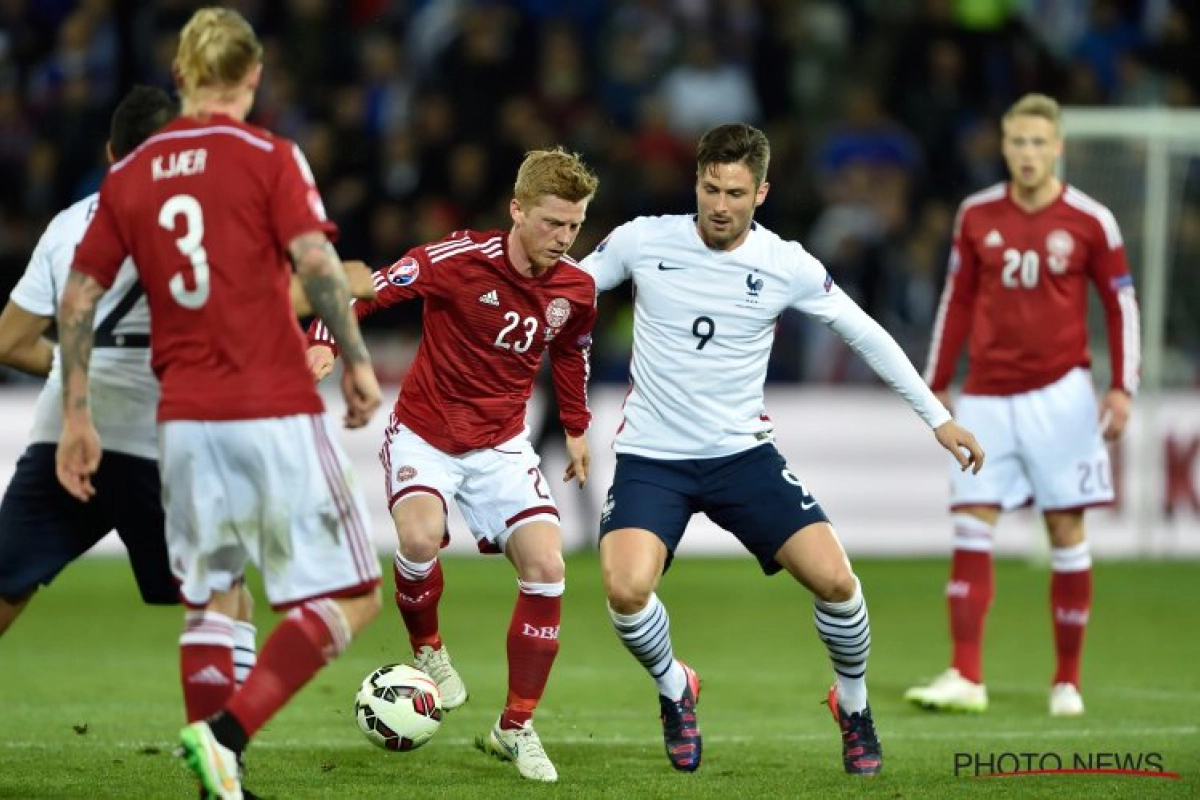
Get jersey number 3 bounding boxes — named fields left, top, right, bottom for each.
left=159, top=194, right=211, bottom=309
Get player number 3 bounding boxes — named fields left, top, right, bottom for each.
left=1001, top=247, right=1039, bottom=289
left=159, top=193, right=211, bottom=309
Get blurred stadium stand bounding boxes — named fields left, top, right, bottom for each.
left=1, top=0, right=1198, bottom=386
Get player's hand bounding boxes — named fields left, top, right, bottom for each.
left=934, top=419, right=984, bottom=474
left=341, top=360, right=382, bottom=429
left=307, top=345, right=336, bottom=383
left=343, top=260, right=377, bottom=301
left=563, top=433, right=590, bottom=487
left=56, top=420, right=102, bottom=501
left=1099, top=388, right=1131, bottom=441
left=935, top=390, right=954, bottom=416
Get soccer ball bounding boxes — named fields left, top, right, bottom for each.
left=354, top=663, right=443, bottom=751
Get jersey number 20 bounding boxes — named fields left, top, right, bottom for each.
left=1001, top=248, right=1039, bottom=289
left=159, top=194, right=211, bottom=309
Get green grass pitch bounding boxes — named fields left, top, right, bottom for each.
left=1, top=555, right=1196, bottom=798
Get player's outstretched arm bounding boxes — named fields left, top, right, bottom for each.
left=289, top=232, right=381, bottom=428
left=56, top=270, right=106, bottom=500
left=289, top=260, right=377, bottom=317
left=0, top=300, right=53, bottom=377
left=934, top=419, right=984, bottom=474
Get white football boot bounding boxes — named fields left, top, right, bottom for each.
left=1049, top=683, right=1085, bottom=716
left=904, top=668, right=989, bottom=713
left=413, top=644, right=468, bottom=710
left=476, top=718, right=558, bottom=782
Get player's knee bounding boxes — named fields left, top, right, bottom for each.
left=395, top=519, right=444, bottom=561
left=604, top=572, right=654, bottom=615
left=519, top=550, right=565, bottom=585
left=811, top=567, right=858, bottom=604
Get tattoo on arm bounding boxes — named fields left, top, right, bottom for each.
left=58, top=271, right=105, bottom=415
left=289, top=233, right=370, bottom=364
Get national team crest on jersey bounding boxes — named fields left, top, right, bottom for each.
left=746, top=273, right=764, bottom=297
left=1046, top=229, right=1074, bottom=275
left=387, top=257, right=420, bottom=287
left=396, top=465, right=417, bottom=482
left=545, top=297, right=571, bottom=328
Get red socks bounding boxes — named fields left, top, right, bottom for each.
left=394, top=555, right=444, bottom=650
left=226, top=599, right=350, bottom=738
left=180, top=611, right=236, bottom=722
left=947, top=514, right=995, bottom=684
left=1050, top=543, right=1092, bottom=687
left=502, top=581, right=563, bottom=729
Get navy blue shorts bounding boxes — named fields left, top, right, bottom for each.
left=598, top=443, right=830, bottom=575
left=0, top=443, right=176, bottom=604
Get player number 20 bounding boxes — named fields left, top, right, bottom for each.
left=1001, top=248, right=1039, bottom=289
left=159, top=194, right=211, bottom=309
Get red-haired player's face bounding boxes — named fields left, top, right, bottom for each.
left=513, top=194, right=589, bottom=273
left=695, top=162, right=768, bottom=251
left=1002, top=114, right=1062, bottom=194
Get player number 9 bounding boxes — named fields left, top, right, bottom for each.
left=692, top=316, right=715, bottom=350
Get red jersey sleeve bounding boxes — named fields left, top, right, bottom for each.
left=271, top=142, right=338, bottom=249
left=305, top=243, right=442, bottom=348
left=1085, top=214, right=1141, bottom=394
left=71, top=183, right=128, bottom=289
left=548, top=299, right=596, bottom=437
left=925, top=204, right=980, bottom=392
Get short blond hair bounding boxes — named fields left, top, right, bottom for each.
left=174, top=7, right=263, bottom=97
left=1003, top=93, right=1062, bottom=133
left=513, top=147, right=599, bottom=206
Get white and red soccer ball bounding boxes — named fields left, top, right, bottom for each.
left=354, top=663, right=443, bottom=751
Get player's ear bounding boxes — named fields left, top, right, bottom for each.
left=509, top=197, right=523, bottom=225
left=105, top=142, right=115, bottom=165
left=755, top=180, right=770, bottom=208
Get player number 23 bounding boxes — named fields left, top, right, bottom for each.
left=1001, top=248, right=1039, bottom=289
left=159, top=193, right=211, bottom=309
left=495, top=311, right=538, bottom=353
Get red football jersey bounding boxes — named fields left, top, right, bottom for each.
left=73, top=114, right=332, bottom=421
left=310, top=230, right=596, bottom=454
left=926, top=182, right=1140, bottom=396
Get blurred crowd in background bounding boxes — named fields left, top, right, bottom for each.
left=1, top=0, right=1198, bottom=386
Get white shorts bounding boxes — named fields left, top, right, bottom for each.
left=950, top=368, right=1113, bottom=512
left=159, top=414, right=381, bottom=609
left=379, top=419, right=559, bottom=553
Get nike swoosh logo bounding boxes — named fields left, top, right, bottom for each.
left=657, top=262, right=686, bottom=271
left=801, top=499, right=818, bottom=510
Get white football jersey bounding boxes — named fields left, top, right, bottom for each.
left=9, top=193, right=158, bottom=459
left=581, top=214, right=950, bottom=459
